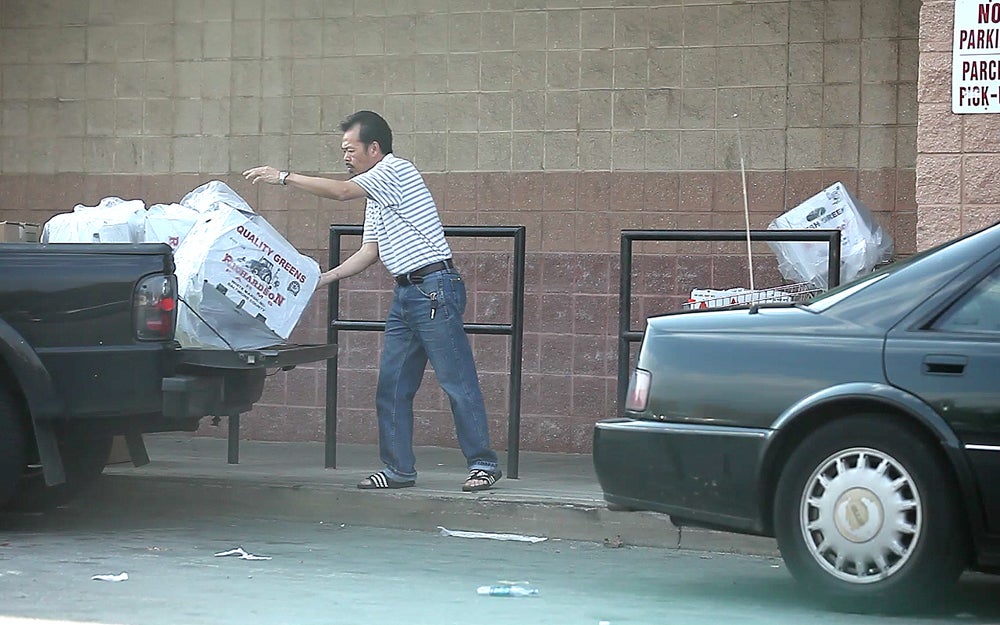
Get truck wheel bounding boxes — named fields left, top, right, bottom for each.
left=0, top=388, right=27, bottom=508
left=773, top=415, right=968, bottom=611
left=5, top=435, right=113, bottom=512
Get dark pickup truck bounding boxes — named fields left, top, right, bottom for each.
left=0, top=242, right=334, bottom=510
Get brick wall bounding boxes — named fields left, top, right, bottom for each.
left=0, top=1, right=920, bottom=453
left=917, top=0, right=1000, bottom=248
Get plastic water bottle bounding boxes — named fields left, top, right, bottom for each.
left=476, top=583, right=539, bottom=597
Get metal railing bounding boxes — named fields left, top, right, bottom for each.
left=617, top=229, right=843, bottom=411
left=326, top=225, right=528, bottom=478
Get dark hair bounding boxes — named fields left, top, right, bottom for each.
left=340, top=110, right=393, bottom=154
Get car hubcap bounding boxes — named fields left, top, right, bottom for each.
left=799, top=446, right=921, bottom=584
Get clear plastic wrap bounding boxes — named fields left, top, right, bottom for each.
left=767, top=182, right=894, bottom=289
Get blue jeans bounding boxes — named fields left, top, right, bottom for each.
left=376, top=268, right=499, bottom=481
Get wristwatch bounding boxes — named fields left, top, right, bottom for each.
left=278, top=171, right=290, bottom=185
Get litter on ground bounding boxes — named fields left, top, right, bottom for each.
left=91, top=572, right=129, bottom=582
left=213, top=546, right=272, bottom=560
left=438, top=526, right=547, bottom=543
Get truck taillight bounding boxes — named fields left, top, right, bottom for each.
left=625, top=368, right=651, bottom=412
left=134, top=274, right=177, bottom=341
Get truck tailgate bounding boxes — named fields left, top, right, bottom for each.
left=175, top=343, right=337, bottom=370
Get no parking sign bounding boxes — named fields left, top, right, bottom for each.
left=954, top=0, right=1000, bottom=113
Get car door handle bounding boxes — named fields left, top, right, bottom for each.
left=923, top=354, right=967, bottom=375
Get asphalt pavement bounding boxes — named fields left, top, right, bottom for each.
left=88, top=433, right=779, bottom=556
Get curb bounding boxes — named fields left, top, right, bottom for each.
left=82, top=473, right=780, bottom=557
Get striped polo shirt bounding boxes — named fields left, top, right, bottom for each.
left=352, top=153, right=452, bottom=276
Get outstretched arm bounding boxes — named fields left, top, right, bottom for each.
left=243, top=166, right=367, bottom=201
left=317, top=241, right=379, bottom=289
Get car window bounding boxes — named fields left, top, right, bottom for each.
left=934, top=267, right=1000, bottom=334
left=808, top=232, right=983, bottom=313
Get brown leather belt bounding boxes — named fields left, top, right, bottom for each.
left=395, top=259, right=455, bottom=286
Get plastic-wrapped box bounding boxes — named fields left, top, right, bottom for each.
left=767, top=182, right=893, bottom=289
left=41, top=197, right=146, bottom=243
left=173, top=182, right=319, bottom=350
left=36, top=181, right=318, bottom=349
left=144, top=203, right=202, bottom=250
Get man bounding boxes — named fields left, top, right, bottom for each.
left=243, top=110, right=502, bottom=492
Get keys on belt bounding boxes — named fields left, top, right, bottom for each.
left=395, top=259, right=455, bottom=286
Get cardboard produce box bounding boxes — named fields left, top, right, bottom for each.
left=767, top=182, right=893, bottom=289
left=0, top=221, right=40, bottom=243
left=173, top=182, right=320, bottom=350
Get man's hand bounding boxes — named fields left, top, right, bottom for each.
left=315, top=242, right=379, bottom=291
left=243, top=166, right=282, bottom=185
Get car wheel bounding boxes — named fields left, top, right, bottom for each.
left=774, top=415, right=968, bottom=610
left=4, top=435, right=113, bottom=513
left=0, top=387, right=28, bottom=508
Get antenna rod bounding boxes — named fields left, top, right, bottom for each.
left=735, top=113, right=754, bottom=291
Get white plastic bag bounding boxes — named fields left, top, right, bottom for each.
left=41, top=212, right=101, bottom=243
left=144, top=203, right=202, bottom=249
left=181, top=179, right=254, bottom=215
left=766, top=182, right=893, bottom=289
left=146, top=182, right=240, bottom=249
left=42, top=197, right=146, bottom=243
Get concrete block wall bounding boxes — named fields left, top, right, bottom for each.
left=917, top=0, right=1000, bottom=248
left=0, top=0, right=919, bottom=454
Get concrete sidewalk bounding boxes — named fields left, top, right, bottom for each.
left=91, top=434, right=778, bottom=556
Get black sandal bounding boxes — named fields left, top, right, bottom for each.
left=462, top=468, right=501, bottom=492
left=357, top=471, right=415, bottom=490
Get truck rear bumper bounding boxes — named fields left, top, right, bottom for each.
left=163, top=343, right=336, bottom=418
left=162, top=370, right=265, bottom=419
